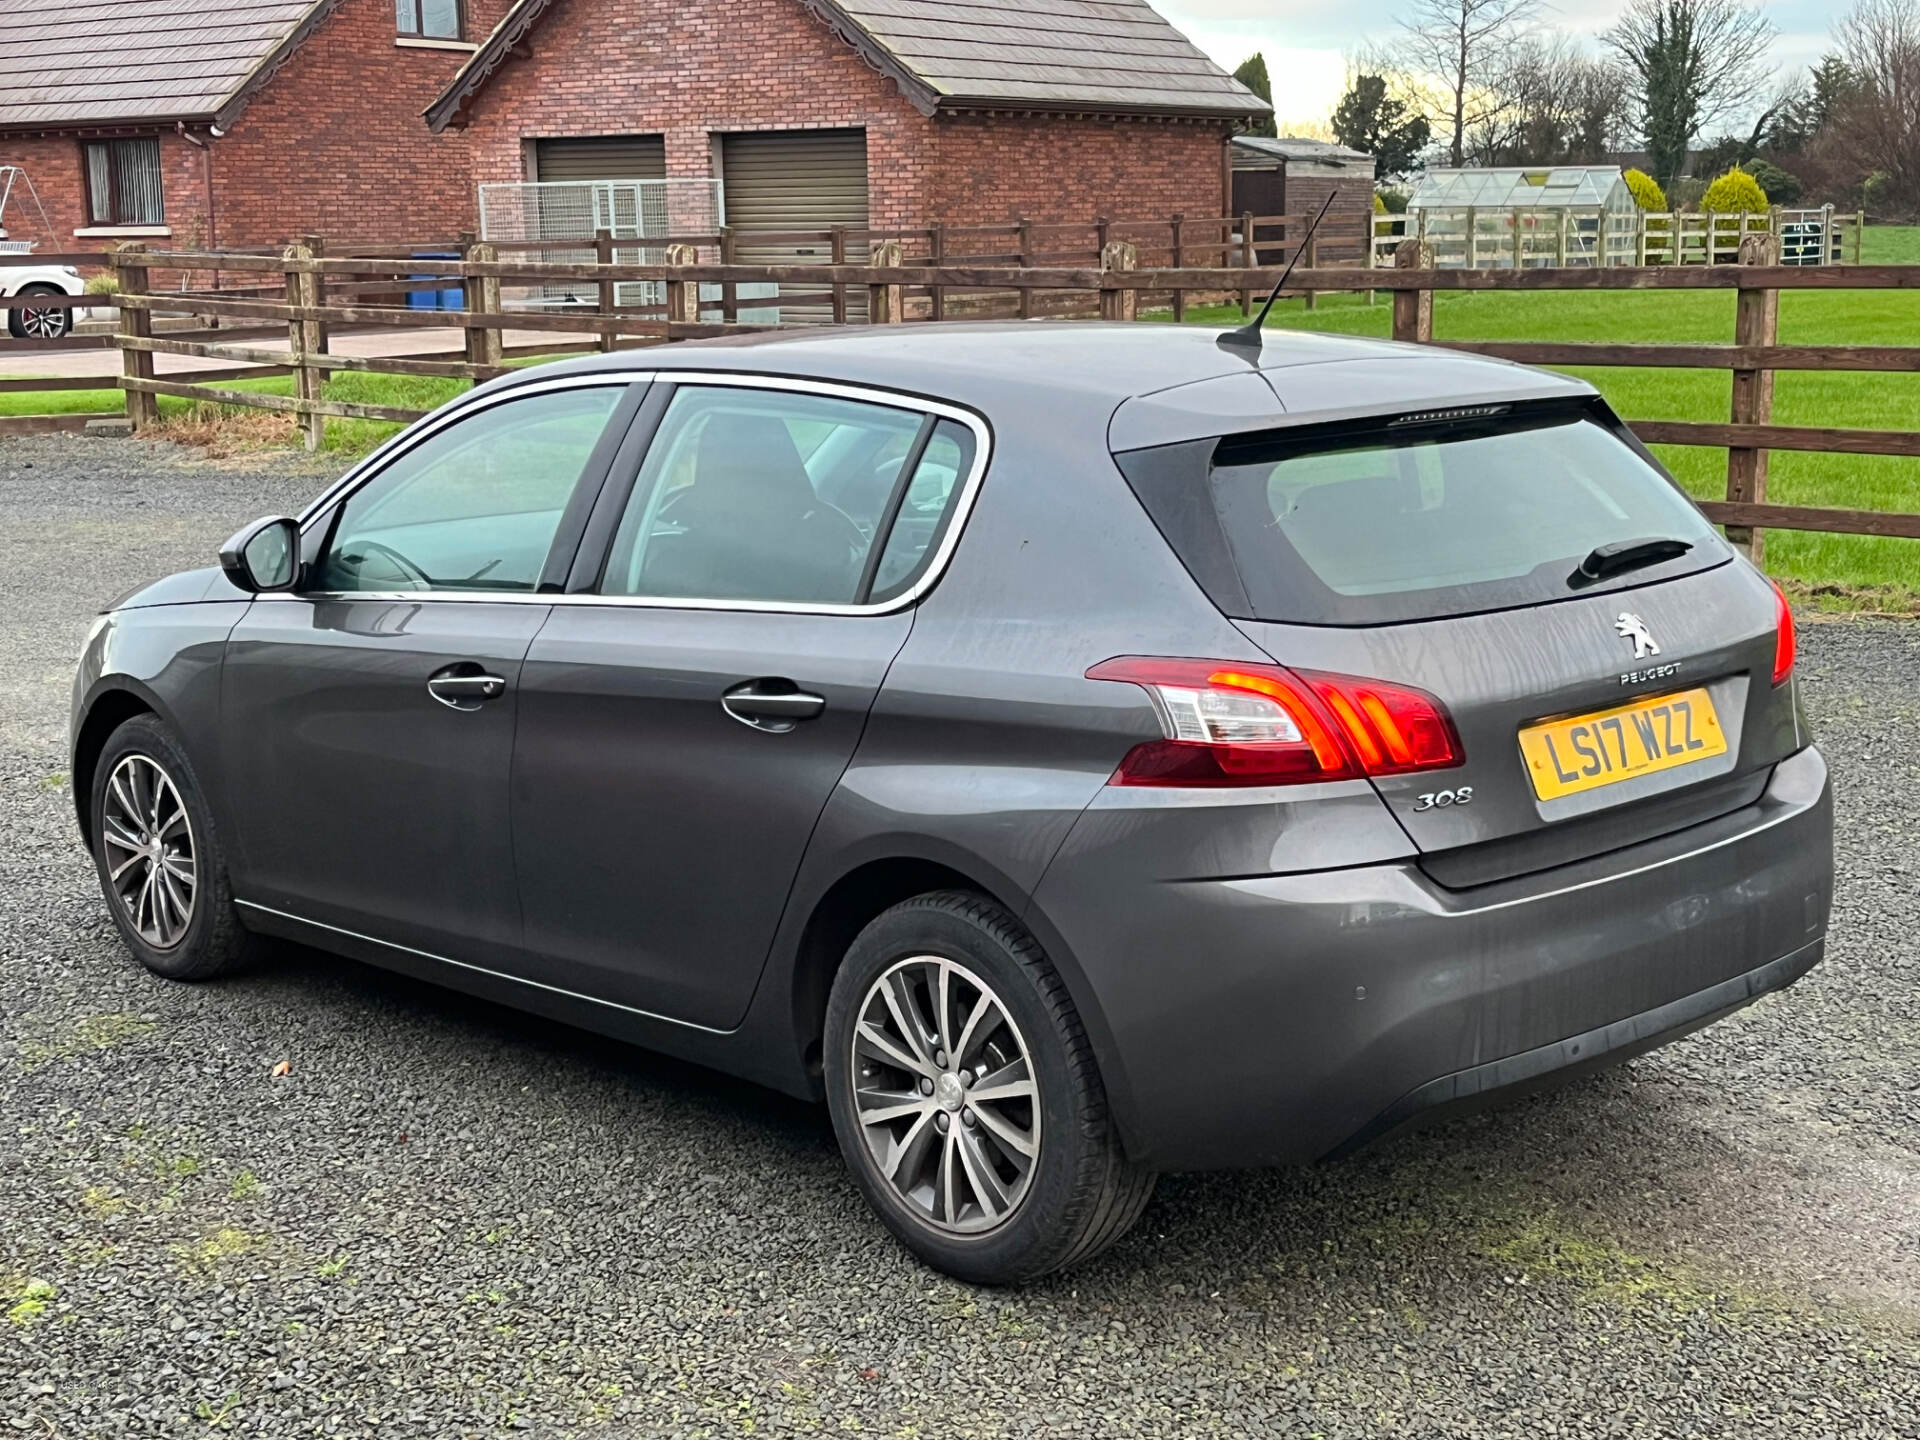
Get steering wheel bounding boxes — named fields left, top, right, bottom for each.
left=802, top=501, right=870, bottom=573
left=343, top=539, right=433, bottom=590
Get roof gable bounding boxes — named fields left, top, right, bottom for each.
left=0, top=0, right=336, bottom=131
left=427, top=0, right=1270, bottom=131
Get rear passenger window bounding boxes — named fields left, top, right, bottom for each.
left=601, top=386, right=972, bottom=607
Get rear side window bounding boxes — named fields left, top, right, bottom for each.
left=600, top=386, right=972, bottom=607
left=1123, top=408, right=1726, bottom=625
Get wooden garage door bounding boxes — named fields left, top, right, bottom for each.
left=721, top=129, right=868, bottom=322
left=534, top=136, right=667, bottom=182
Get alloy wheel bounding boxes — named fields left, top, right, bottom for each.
left=101, top=754, right=197, bottom=950
left=19, top=303, right=68, bottom=339
left=850, top=955, right=1041, bottom=1235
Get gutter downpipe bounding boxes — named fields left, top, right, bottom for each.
left=176, top=121, right=218, bottom=297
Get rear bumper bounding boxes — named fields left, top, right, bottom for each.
left=1032, top=745, right=1833, bottom=1171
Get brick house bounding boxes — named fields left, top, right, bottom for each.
left=424, top=0, right=1271, bottom=260
left=0, top=0, right=515, bottom=256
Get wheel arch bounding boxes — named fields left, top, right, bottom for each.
left=775, top=843, right=1137, bottom=1156
left=71, top=680, right=165, bottom=847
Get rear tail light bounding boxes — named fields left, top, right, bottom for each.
left=1087, top=657, right=1462, bottom=787
left=1770, top=580, right=1796, bottom=686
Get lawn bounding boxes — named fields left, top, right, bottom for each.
left=3, top=227, right=1917, bottom=596
left=1161, top=225, right=1920, bottom=600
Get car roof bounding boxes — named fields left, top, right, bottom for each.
left=513, top=322, right=1596, bottom=446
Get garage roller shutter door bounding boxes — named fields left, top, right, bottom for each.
left=722, top=129, right=869, bottom=322
left=534, top=136, right=667, bottom=182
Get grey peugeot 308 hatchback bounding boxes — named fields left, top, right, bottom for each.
left=71, top=323, right=1832, bottom=1283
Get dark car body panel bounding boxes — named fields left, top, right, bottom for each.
left=71, top=322, right=1834, bottom=1171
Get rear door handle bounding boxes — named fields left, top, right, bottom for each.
left=427, top=668, right=508, bottom=710
left=722, top=680, right=826, bottom=733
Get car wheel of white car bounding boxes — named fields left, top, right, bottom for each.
left=8, top=284, right=72, bottom=340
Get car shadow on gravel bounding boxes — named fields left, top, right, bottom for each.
left=222, top=932, right=1838, bottom=1314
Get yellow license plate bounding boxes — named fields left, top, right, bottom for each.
left=1518, top=688, right=1727, bottom=802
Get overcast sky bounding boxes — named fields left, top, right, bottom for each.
left=1156, top=0, right=1839, bottom=135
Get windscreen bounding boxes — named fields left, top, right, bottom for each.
left=1199, top=410, right=1726, bottom=625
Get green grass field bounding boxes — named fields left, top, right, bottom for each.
left=4, top=227, right=1917, bottom=595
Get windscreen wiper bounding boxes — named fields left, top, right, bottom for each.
left=1570, top=537, right=1693, bottom=587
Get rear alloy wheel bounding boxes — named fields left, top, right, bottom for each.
left=825, top=891, right=1155, bottom=1283
left=8, top=285, right=72, bottom=340
left=90, top=714, right=254, bottom=981
left=849, top=954, right=1042, bottom=1234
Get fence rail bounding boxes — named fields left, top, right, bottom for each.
left=0, top=234, right=1907, bottom=558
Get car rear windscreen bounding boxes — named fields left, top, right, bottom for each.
left=1120, top=405, right=1728, bottom=626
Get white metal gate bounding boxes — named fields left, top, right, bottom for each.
left=477, top=178, right=725, bottom=312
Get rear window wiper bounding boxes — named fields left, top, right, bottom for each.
left=1570, top=537, right=1693, bottom=588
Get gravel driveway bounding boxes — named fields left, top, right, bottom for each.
left=2, top=432, right=1917, bottom=1439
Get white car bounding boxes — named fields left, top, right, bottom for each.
left=0, top=259, right=86, bottom=340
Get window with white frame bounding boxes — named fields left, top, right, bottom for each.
left=395, top=0, right=463, bottom=39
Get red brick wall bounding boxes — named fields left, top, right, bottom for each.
left=462, top=0, right=925, bottom=232
left=210, top=0, right=514, bottom=247
left=924, top=114, right=1230, bottom=228
left=459, top=0, right=1233, bottom=236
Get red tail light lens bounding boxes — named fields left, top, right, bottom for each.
left=1770, top=580, right=1796, bottom=686
left=1087, top=657, right=1462, bottom=787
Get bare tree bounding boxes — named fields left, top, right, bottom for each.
left=1467, top=37, right=1633, bottom=165
left=1396, top=0, right=1542, bottom=167
left=1834, top=0, right=1920, bottom=214
left=1603, top=0, right=1779, bottom=189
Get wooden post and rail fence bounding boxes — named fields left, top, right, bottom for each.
left=0, top=231, right=1915, bottom=558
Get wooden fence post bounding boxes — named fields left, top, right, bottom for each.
left=1170, top=213, right=1186, bottom=322
left=1302, top=233, right=1318, bottom=311
left=867, top=239, right=902, bottom=325
left=718, top=227, right=738, bottom=324
left=665, top=242, right=699, bottom=329
left=305, top=234, right=329, bottom=357
left=1724, top=232, right=1780, bottom=563
left=928, top=224, right=946, bottom=321
left=1465, top=206, right=1479, bottom=269
left=463, top=241, right=503, bottom=377
left=1016, top=217, right=1033, bottom=319
left=284, top=239, right=324, bottom=451
left=1100, top=240, right=1137, bottom=323
left=830, top=226, right=848, bottom=325
left=1391, top=238, right=1434, bottom=344
left=1239, top=212, right=1255, bottom=314
left=112, top=243, right=157, bottom=431
left=1853, top=210, right=1864, bottom=265
left=595, top=229, right=617, bottom=352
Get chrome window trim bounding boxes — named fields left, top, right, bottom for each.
left=285, top=369, right=994, bottom=619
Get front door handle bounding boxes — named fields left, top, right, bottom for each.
left=427, top=668, right=508, bottom=710
left=721, top=680, right=826, bottom=733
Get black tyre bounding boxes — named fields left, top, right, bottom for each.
left=824, top=890, right=1155, bottom=1283
left=89, top=714, right=253, bottom=981
left=8, top=284, right=73, bottom=341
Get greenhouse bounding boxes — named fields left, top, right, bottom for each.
left=1402, top=166, right=1640, bottom=268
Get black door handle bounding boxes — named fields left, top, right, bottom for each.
left=721, top=680, right=826, bottom=733
left=427, top=667, right=508, bottom=711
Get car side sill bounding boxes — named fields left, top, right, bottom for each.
left=233, top=899, right=737, bottom=1036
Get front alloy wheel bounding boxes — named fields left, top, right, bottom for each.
left=851, top=955, right=1041, bottom=1234
left=89, top=713, right=253, bottom=981
left=101, top=754, right=197, bottom=949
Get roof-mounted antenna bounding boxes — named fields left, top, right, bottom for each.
left=1217, top=191, right=1336, bottom=354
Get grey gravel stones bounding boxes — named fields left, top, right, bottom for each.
left=1, top=433, right=1916, bottom=1437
